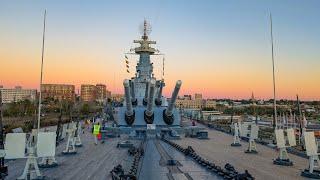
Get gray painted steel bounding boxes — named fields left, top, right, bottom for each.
left=166, top=80, right=182, bottom=116
left=118, top=23, right=182, bottom=128
left=117, top=106, right=181, bottom=127
left=146, top=79, right=156, bottom=116
left=124, top=79, right=133, bottom=116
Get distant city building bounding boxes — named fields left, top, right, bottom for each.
left=176, top=98, right=216, bottom=110
left=179, top=94, right=192, bottom=100
left=96, top=84, right=107, bottom=102
left=175, top=99, right=203, bottom=109
left=302, top=104, right=316, bottom=113
left=233, top=101, right=242, bottom=106
left=42, top=84, right=75, bottom=101
left=81, top=84, right=97, bottom=102
left=194, top=93, right=202, bottom=100
left=111, top=94, right=124, bottom=102
left=0, top=86, right=37, bottom=103
left=80, top=84, right=109, bottom=102
left=257, top=100, right=264, bottom=105
left=204, top=99, right=216, bottom=109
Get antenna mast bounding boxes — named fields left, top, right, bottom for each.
left=37, top=10, right=46, bottom=132
left=270, top=13, right=277, bottom=130
left=162, top=56, right=165, bottom=80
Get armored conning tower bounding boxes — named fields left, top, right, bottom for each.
left=117, top=20, right=182, bottom=128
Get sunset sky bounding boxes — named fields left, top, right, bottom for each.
left=1, top=0, right=319, bottom=100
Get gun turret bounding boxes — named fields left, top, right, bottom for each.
left=130, top=80, right=137, bottom=106
left=123, top=79, right=135, bottom=125
left=163, top=80, right=182, bottom=125
left=155, top=80, right=163, bottom=106
left=143, top=80, right=150, bottom=106
left=144, top=79, right=156, bottom=124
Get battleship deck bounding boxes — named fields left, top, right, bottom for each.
left=139, top=139, right=220, bottom=180
left=6, top=128, right=139, bottom=180
left=179, top=118, right=309, bottom=180
left=6, top=121, right=311, bottom=180
left=6, top=126, right=221, bottom=180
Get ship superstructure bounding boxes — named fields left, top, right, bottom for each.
left=117, top=20, right=182, bottom=128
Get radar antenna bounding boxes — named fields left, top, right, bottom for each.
left=140, top=19, right=152, bottom=40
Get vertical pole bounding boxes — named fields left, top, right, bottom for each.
left=270, top=13, right=277, bottom=130
left=286, top=112, right=288, bottom=129
left=37, top=10, right=47, bottom=133
left=162, top=56, right=165, bottom=80
left=0, top=92, right=5, bottom=167
left=297, top=95, right=303, bottom=145
left=56, top=101, right=62, bottom=145
left=230, top=102, right=234, bottom=124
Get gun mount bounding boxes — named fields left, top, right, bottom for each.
left=124, top=79, right=135, bottom=125
left=143, top=80, right=149, bottom=106
left=144, top=79, right=156, bottom=124
left=155, top=80, right=163, bottom=106
left=130, top=80, right=137, bottom=106
left=163, top=80, right=182, bottom=125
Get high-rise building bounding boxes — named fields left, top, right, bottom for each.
left=96, top=84, right=106, bottom=102
left=41, top=84, right=75, bottom=101
left=0, top=86, right=37, bottom=103
left=81, top=84, right=110, bottom=102
left=81, top=84, right=97, bottom=102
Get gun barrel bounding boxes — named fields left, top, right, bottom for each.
left=130, top=80, right=136, bottom=102
left=144, top=80, right=150, bottom=100
left=146, top=79, right=156, bottom=116
left=166, top=80, right=182, bottom=116
left=157, top=81, right=163, bottom=100
left=123, top=79, right=133, bottom=116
